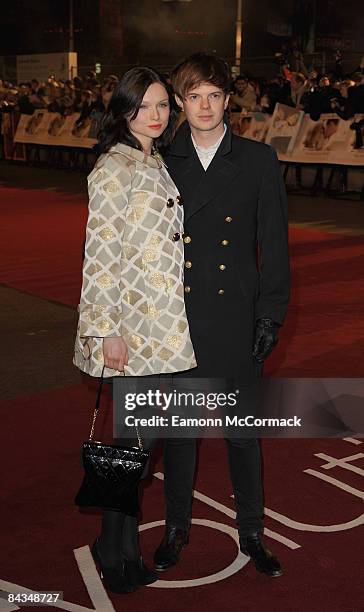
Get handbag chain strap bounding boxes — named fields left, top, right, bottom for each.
left=89, top=366, right=144, bottom=451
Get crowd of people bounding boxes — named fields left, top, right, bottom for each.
left=0, top=71, right=117, bottom=120
left=1, top=52, right=364, bottom=125
left=229, top=54, right=364, bottom=119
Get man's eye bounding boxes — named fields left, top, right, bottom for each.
left=189, top=95, right=198, bottom=101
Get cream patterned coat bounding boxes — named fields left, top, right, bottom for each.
left=73, top=143, right=197, bottom=377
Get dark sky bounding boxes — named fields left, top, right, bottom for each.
left=1, top=1, right=363, bottom=61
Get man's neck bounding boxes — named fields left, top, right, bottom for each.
left=190, top=121, right=225, bottom=149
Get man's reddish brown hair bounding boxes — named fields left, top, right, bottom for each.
left=171, top=53, right=231, bottom=100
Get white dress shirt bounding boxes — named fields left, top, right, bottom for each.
left=191, top=124, right=227, bottom=170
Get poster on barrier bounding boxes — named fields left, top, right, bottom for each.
left=230, top=112, right=271, bottom=143
left=346, top=114, right=364, bottom=166
left=13, top=110, right=50, bottom=144
left=50, top=113, right=98, bottom=148
left=265, top=103, right=304, bottom=154
left=287, top=113, right=354, bottom=164
left=2, top=112, right=27, bottom=161
left=13, top=112, right=98, bottom=148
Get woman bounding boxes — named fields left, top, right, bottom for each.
left=73, top=67, right=196, bottom=593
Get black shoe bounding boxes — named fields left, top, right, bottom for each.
left=153, top=526, right=189, bottom=571
left=128, top=557, right=159, bottom=586
left=239, top=533, right=283, bottom=577
left=91, top=539, right=136, bottom=593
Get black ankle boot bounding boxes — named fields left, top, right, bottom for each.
left=121, top=515, right=158, bottom=586
left=91, top=539, right=136, bottom=594
left=127, top=558, right=158, bottom=586
left=239, top=533, right=283, bottom=577
left=153, top=526, right=189, bottom=571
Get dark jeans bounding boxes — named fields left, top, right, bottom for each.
left=111, top=375, right=196, bottom=519
left=112, top=377, right=264, bottom=536
left=163, top=437, right=264, bottom=536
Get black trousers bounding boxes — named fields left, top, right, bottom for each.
left=163, top=437, right=264, bottom=536
left=112, top=377, right=264, bottom=536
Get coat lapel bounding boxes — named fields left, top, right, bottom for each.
left=168, top=121, right=242, bottom=221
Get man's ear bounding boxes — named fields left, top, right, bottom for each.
left=224, top=93, right=230, bottom=110
left=174, top=93, right=184, bottom=110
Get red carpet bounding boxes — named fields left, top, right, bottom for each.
left=0, top=186, right=87, bottom=306
left=1, top=185, right=363, bottom=609
left=1, top=185, right=364, bottom=375
left=1, top=383, right=363, bottom=611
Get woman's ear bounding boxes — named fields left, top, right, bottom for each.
left=174, top=94, right=184, bottom=110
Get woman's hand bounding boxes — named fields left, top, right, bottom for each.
left=102, top=336, right=129, bottom=371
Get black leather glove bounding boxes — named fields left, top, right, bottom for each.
left=252, top=318, right=280, bottom=363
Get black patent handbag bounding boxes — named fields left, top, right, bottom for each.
left=75, top=368, right=149, bottom=516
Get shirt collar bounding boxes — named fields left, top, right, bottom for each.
left=111, top=142, right=165, bottom=169
left=191, top=123, right=227, bottom=154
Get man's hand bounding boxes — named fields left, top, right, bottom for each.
left=252, top=318, right=279, bottom=363
left=103, top=336, right=129, bottom=371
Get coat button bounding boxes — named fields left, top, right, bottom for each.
left=176, top=196, right=183, bottom=205
left=218, top=289, right=225, bottom=295
left=185, top=261, right=192, bottom=268
left=221, top=239, right=229, bottom=246
left=225, top=216, right=232, bottom=222
left=167, top=198, right=174, bottom=207
left=218, top=264, right=226, bottom=270
left=172, top=232, right=181, bottom=241
left=184, top=286, right=191, bottom=293
left=184, top=235, right=192, bottom=244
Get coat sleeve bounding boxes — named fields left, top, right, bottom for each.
left=255, top=145, right=290, bottom=325
left=78, top=153, right=133, bottom=338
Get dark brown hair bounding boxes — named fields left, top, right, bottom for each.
left=171, top=53, right=231, bottom=100
left=97, top=67, right=178, bottom=155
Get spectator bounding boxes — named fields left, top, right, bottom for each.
left=17, top=83, right=35, bottom=114
left=280, top=72, right=308, bottom=109
left=230, top=74, right=257, bottom=112
left=101, top=75, right=118, bottom=108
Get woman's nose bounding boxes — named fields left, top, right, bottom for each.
left=150, top=106, right=160, bottom=120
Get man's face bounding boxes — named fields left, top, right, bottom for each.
left=235, top=79, right=248, bottom=94
left=319, top=77, right=330, bottom=88
left=176, top=82, right=229, bottom=133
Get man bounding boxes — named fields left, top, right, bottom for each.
left=230, top=74, right=257, bottom=111
left=154, top=53, right=290, bottom=577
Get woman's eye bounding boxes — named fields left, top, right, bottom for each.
left=159, top=102, right=169, bottom=108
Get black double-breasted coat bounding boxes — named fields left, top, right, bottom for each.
left=165, top=121, right=290, bottom=382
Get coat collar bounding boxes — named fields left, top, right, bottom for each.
left=168, top=120, right=242, bottom=221
left=169, top=118, right=233, bottom=158
left=111, top=142, right=165, bottom=169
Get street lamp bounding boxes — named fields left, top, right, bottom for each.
left=69, top=0, right=74, bottom=52
left=235, top=0, right=242, bottom=72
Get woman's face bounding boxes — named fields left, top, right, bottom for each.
left=128, top=82, right=170, bottom=146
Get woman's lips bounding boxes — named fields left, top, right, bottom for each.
left=148, top=124, right=162, bottom=129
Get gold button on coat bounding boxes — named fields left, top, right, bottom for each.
left=221, top=239, right=229, bottom=246
left=184, top=286, right=191, bottom=293
left=219, top=264, right=226, bottom=270
left=185, top=261, right=192, bottom=268
left=167, top=198, right=174, bottom=208
left=225, top=216, right=232, bottom=222
left=218, top=289, right=225, bottom=295
left=172, top=232, right=181, bottom=241
left=184, top=235, right=192, bottom=244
